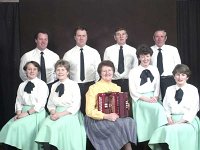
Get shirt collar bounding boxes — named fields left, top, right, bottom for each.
left=58, top=78, right=70, bottom=84
left=76, top=45, right=87, bottom=50
left=27, top=77, right=38, bottom=83
left=35, top=48, right=48, bottom=54
left=154, top=44, right=166, bottom=50
left=116, top=43, right=126, bottom=48
left=175, top=83, right=187, bottom=91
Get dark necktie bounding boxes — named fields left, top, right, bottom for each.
left=55, top=83, right=64, bottom=97
left=175, top=88, right=183, bottom=104
left=80, top=48, right=85, bottom=81
left=118, top=46, right=124, bottom=74
left=140, top=69, right=154, bottom=85
left=157, top=48, right=164, bottom=75
left=40, top=52, right=47, bottom=82
left=24, top=81, right=35, bottom=93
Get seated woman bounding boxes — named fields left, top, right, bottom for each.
left=128, top=44, right=168, bottom=143
left=0, top=61, right=49, bottom=150
left=35, top=59, right=86, bottom=150
left=84, top=60, right=137, bottom=150
left=149, top=64, right=200, bottom=150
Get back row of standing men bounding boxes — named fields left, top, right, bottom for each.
left=19, top=26, right=181, bottom=115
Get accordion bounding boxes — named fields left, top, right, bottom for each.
left=97, top=92, right=130, bottom=118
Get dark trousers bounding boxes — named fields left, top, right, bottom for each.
left=112, top=79, right=129, bottom=92
left=0, top=144, right=19, bottom=150
left=197, top=111, right=200, bottom=118
left=78, top=81, right=95, bottom=115
left=78, top=82, right=95, bottom=150
left=160, top=76, right=176, bottom=100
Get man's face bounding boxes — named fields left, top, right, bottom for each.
left=74, top=29, right=88, bottom=47
left=114, top=30, right=128, bottom=46
left=153, top=31, right=167, bottom=48
left=35, top=33, right=48, bottom=50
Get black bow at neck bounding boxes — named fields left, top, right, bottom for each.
left=140, top=69, right=154, bottom=85
left=55, top=83, right=64, bottom=97
left=24, top=81, right=35, bottom=93
left=175, top=88, right=184, bottom=104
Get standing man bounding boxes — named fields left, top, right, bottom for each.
left=19, top=31, right=60, bottom=89
left=151, top=29, right=181, bottom=99
left=63, top=26, right=101, bottom=115
left=104, top=27, right=138, bottom=92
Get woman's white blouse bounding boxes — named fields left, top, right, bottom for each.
left=47, top=78, right=81, bottom=115
left=129, top=65, right=160, bottom=101
left=15, top=77, right=49, bottom=112
left=163, top=83, right=199, bottom=122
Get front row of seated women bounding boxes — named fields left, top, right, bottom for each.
left=0, top=45, right=200, bottom=150
left=0, top=60, right=86, bottom=150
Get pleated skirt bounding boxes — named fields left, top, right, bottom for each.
left=84, top=116, right=137, bottom=150
left=0, top=106, right=46, bottom=150
left=132, top=92, right=168, bottom=142
left=35, top=107, right=86, bottom=150
left=148, top=115, right=200, bottom=150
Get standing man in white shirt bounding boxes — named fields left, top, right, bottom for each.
left=104, top=27, right=138, bottom=92
left=19, top=31, right=60, bottom=89
left=151, top=30, right=181, bottom=99
left=63, top=26, right=101, bottom=115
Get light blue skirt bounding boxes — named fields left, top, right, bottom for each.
left=35, top=107, right=86, bottom=150
left=132, top=92, right=168, bottom=142
left=148, top=115, right=200, bottom=150
left=84, top=116, right=137, bottom=150
left=0, top=106, right=46, bottom=150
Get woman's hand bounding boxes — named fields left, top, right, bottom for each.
left=14, top=112, right=29, bottom=120
left=50, top=112, right=60, bottom=121
left=140, top=96, right=157, bottom=103
left=167, top=117, right=174, bottom=125
left=103, top=113, right=119, bottom=121
left=149, top=96, right=158, bottom=103
left=49, top=110, right=71, bottom=121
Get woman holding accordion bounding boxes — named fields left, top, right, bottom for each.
left=84, top=60, right=137, bottom=150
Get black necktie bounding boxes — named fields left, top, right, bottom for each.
left=40, top=52, right=47, bottom=82
left=175, top=88, right=183, bottom=104
left=55, top=83, right=64, bottom=97
left=80, top=48, right=85, bottom=81
left=24, top=81, right=35, bottom=93
left=157, top=48, right=163, bottom=75
left=140, top=69, right=154, bottom=85
left=118, top=46, right=124, bottom=74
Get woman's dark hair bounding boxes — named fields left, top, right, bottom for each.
left=97, top=60, right=115, bottom=76
left=54, top=59, right=70, bottom=72
left=172, top=64, right=191, bottom=78
left=136, top=44, right=153, bottom=58
left=23, top=61, right=40, bottom=72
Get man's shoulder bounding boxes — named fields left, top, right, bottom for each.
left=164, top=44, right=178, bottom=50
left=21, top=49, right=36, bottom=58
left=46, top=48, right=59, bottom=55
left=85, top=45, right=100, bottom=55
left=124, top=44, right=137, bottom=52
left=85, top=45, right=98, bottom=51
left=105, top=44, right=116, bottom=50
left=63, top=46, right=76, bottom=56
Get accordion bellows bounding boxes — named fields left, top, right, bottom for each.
left=97, top=92, right=130, bottom=118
